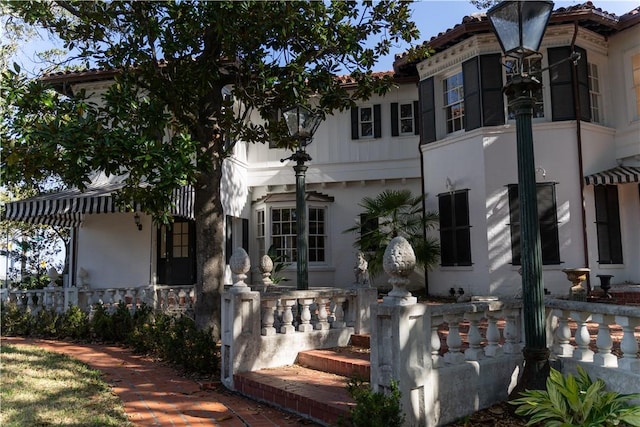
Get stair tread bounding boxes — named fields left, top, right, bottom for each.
left=300, top=348, right=370, bottom=364
left=236, top=365, right=356, bottom=409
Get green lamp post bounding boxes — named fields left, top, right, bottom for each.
left=487, top=0, right=554, bottom=393
left=282, top=104, right=322, bottom=290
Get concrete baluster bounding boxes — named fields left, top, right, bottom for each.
left=464, top=312, right=485, bottom=361
left=280, top=298, right=296, bottom=334
left=503, top=308, right=522, bottom=354
left=570, top=310, right=594, bottom=362
left=314, top=297, right=330, bottom=330
left=332, top=296, right=347, bottom=328
left=615, top=315, right=640, bottom=372
left=484, top=312, right=503, bottom=357
left=443, top=314, right=465, bottom=364
left=430, top=314, right=443, bottom=367
left=298, top=298, right=314, bottom=332
left=261, top=298, right=277, bottom=336
left=552, top=309, right=574, bottom=357
left=592, top=313, right=617, bottom=367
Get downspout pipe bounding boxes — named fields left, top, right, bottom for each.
left=571, top=22, right=591, bottom=292
left=419, top=133, right=430, bottom=296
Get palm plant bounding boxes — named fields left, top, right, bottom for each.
left=344, top=189, right=439, bottom=279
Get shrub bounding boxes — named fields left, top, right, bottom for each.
left=511, top=365, right=640, bottom=427
left=127, top=304, right=156, bottom=353
left=58, top=305, right=90, bottom=340
left=1, top=300, right=218, bottom=377
left=89, top=304, right=115, bottom=341
left=1, top=302, right=33, bottom=336
left=32, top=308, right=60, bottom=337
left=342, top=377, right=405, bottom=427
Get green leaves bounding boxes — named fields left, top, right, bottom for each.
left=344, top=189, right=440, bottom=278
left=511, top=366, right=640, bottom=427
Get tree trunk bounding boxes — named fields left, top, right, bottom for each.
left=193, top=156, right=225, bottom=340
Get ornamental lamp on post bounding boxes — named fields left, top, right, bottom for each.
left=487, top=0, right=553, bottom=394
left=281, top=104, right=322, bottom=290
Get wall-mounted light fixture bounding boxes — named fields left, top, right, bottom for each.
left=445, top=177, right=456, bottom=193
left=134, top=213, right=142, bottom=231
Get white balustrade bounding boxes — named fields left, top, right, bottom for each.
left=547, top=299, right=640, bottom=372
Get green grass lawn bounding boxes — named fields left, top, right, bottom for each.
left=1, top=344, right=132, bottom=427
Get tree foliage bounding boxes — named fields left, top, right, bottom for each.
left=0, top=1, right=422, bottom=338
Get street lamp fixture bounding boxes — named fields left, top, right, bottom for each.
left=487, top=0, right=553, bottom=394
left=281, top=104, right=322, bottom=290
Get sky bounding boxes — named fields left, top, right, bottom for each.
left=372, top=0, right=639, bottom=71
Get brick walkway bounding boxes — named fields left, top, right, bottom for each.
left=1, top=337, right=320, bottom=427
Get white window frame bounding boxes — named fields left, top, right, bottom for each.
left=358, top=105, right=374, bottom=139
left=254, top=202, right=329, bottom=266
left=442, top=70, right=465, bottom=134
left=588, top=61, right=603, bottom=124
left=626, top=48, right=640, bottom=123
left=398, top=101, right=415, bottom=135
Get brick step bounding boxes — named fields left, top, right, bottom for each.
left=348, top=333, right=370, bottom=349
left=234, top=365, right=355, bottom=426
left=297, top=348, right=370, bottom=379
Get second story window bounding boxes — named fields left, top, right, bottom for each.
left=359, top=106, right=374, bottom=137
left=391, top=101, right=419, bottom=137
left=633, top=53, right=640, bottom=120
left=588, top=62, right=602, bottom=124
left=443, top=72, right=464, bottom=133
left=506, top=57, right=544, bottom=119
left=351, top=105, right=381, bottom=139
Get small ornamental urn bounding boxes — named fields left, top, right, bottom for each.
left=562, top=268, right=590, bottom=301
left=382, top=236, right=417, bottom=306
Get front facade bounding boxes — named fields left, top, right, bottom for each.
left=5, top=3, right=639, bottom=299
left=397, top=4, right=640, bottom=297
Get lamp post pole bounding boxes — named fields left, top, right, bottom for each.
left=487, top=0, right=555, bottom=393
left=281, top=104, right=322, bottom=291
left=293, top=148, right=312, bottom=290
left=506, top=76, right=550, bottom=394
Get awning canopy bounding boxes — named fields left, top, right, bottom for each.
left=584, top=166, right=640, bottom=186
left=3, top=184, right=194, bottom=227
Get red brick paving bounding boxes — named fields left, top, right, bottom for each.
left=1, top=337, right=320, bottom=427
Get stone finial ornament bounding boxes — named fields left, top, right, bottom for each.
left=354, top=251, right=369, bottom=286
left=230, top=247, right=251, bottom=292
left=382, top=236, right=417, bottom=305
left=259, top=254, right=274, bottom=291
left=47, top=267, right=59, bottom=287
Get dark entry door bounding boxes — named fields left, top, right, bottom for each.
left=157, top=219, right=196, bottom=285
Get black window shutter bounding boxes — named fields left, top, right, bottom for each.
left=242, top=218, right=249, bottom=253
left=419, top=78, right=436, bottom=144
left=574, top=46, right=591, bottom=122
left=413, top=101, right=420, bottom=135
left=463, top=57, right=481, bottom=131
left=480, top=54, right=506, bottom=126
left=391, top=103, right=399, bottom=136
left=549, top=46, right=576, bottom=121
left=225, top=215, right=233, bottom=264
left=373, top=104, right=382, bottom=138
left=351, top=107, right=359, bottom=140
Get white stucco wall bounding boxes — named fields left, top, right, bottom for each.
left=76, top=212, right=153, bottom=289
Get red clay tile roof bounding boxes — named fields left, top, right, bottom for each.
left=393, top=1, right=639, bottom=75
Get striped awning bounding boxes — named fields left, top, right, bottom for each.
left=3, top=184, right=194, bottom=227
left=584, top=166, right=640, bottom=186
